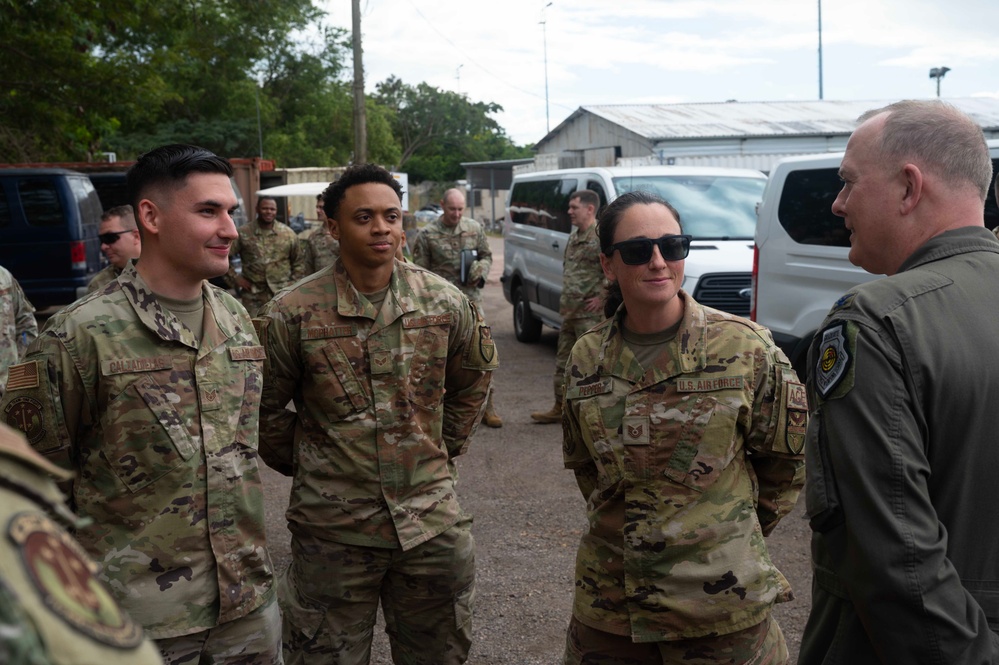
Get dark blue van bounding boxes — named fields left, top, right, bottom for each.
left=0, top=169, right=103, bottom=310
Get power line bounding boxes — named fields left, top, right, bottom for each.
left=400, top=0, right=575, bottom=114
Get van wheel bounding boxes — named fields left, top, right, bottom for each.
left=513, top=285, right=543, bottom=343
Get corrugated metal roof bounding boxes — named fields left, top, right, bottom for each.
left=552, top=98, right=999, bottom=142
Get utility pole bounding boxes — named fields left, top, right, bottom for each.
left=817, top=0, right=824, bottom=100
left=351, top=0, right=367, bottom=164
left=541, top=2, right=553, bottom=134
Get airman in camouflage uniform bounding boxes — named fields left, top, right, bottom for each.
left=0, top=422, right=165, bottom=665
left=227, top=196, right=305, bottom=315
left=562, top=191, right=804, bottom=664
left=299, top=194, right=340, bottom=274
left=0, top=265, right=37, bottom=395
left=412, top=188, right=502, bottom=427
left=532, top=189, right=606, bottom=424
left=0, top=145, right=280, bottom=665
left=88, top=205, right=142, bottom=294
left=256, top=164, right=496, bottom=665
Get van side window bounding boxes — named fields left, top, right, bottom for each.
left=586, top=181, right=609, bottom=210
left=69, top=176, right=102, bottom=225
left=0, top=187, right=9, bottom=228
left=777, top=168, right=849, bottom=247
left=18, top=179, right=65, bottom=228
left=509, top=178, right=576, bottom=234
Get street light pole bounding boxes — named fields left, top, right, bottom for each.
left=929, top=66, right=951, bottom=97
left=817, top=0, right=824, bottom=100
left=541, top=2, right=552, bottom=134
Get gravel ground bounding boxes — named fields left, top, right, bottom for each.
left=261, top=236, right=813, bottom=663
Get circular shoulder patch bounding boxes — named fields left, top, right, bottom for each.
left=7, top=512, right=145, bottom=648
left=4, top=396, right=46, bottom=445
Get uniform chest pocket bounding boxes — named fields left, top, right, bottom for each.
left=651, top=394, right=740, bottom=492
left=408, top=326, right=448, bottom=410
left=101, top=373, right=198, bottom=493
left=307, top=338, right=370, bottom=419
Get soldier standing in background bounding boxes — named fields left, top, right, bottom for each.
left=0, top=144, right=281, bottom=664
left=531, top=189, right=606, bottom=424
left=256, top=164, right=496, bottom=664
left=412, top=187, right=502, bottom=427
left=0, top=422, right=165, bottom=664
left=88, top=205, right=142, bottom=294
left=299, top=192, right=340, bottom=274
left=0, top=264, right=37, bottom=396
left=227, top=195, right=305, bottom=315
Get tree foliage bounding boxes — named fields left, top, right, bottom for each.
left=374, top=76, right=531, bottom=182
left=0, top=2, right=530, bottom=184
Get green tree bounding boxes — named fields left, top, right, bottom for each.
left=374, top=76, right=531, bottom=182
left=0, top=0, right=323, bottom=161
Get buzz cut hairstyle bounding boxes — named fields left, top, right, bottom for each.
left=101, top=204, right=137, bottom=230
left=127, top=144, right=233, bottom=213
left=323, top=164, right=403, bottom=221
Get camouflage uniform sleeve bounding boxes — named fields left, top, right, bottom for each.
left=254, top=305, right=298, bottom=476
left=467, top=226, right=493, bottom=287
left=299, top=235, right=316, bottom=275
left=289, top=231, right=306, bottom=281
left=746, top=338, right=807, bottom=536
left=561, top=366, right=598, bottom=499
left=12, top=280, right=37, bottom=358
left=1, top=332, right=86, bottom=499
left=411, top=228, right=430, bottom=270
left=224, top=233, right=242, bottom=288
left=441, top=299, right=495, bottom=457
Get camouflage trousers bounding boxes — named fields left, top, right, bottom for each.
left=156, top=592, right=282, bottom=665
left=563, top=614, right=788, bottom=665
left=280, top=520, right=475, bottom=665
left=554, top=315, right=603, bottom=401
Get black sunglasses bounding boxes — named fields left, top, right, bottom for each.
left=604, top=234, right=692, bottom=265
left=98, top=230, right=131, bottom=245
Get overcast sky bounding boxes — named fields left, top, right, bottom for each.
left=320, top=0, right=999, bottom=146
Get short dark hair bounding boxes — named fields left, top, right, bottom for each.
left=127, top=144, right=232, bottom=213
left=570, top=189, right=600, bottom=209
left=323, top=164, right=403, bottom=220
left=256, top=196, right=277, bottom=209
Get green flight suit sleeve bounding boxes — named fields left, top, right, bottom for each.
left=809, top=318, right=999, bottom=662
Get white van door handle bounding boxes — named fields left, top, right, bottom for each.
left=551, top=241, right=560, bottom=250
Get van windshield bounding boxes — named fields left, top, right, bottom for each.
left=611, top=175, right=765, bottom=240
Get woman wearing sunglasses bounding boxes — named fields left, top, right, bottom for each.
left=560, top=190, right=806, bottom=664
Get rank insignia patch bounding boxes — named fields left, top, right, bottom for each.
left=815, top=322, right=852, bottom=399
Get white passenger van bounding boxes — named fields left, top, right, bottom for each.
left=501, top=166, right=767, bottom=342
left=753, top=141, right=999, bottom=378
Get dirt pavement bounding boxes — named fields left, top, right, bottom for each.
left=261, top=235, right=813, bottom=663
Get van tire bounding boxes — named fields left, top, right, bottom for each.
left=513, top=284, right=543, bottom=343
